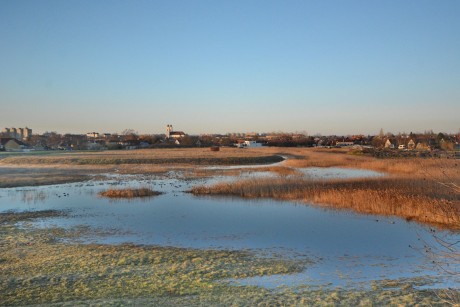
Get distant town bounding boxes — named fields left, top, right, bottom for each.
left=0, top=125, right=459, bottom=155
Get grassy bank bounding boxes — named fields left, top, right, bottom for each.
left=0, top=210, right=453, bottom=306
left=191, top=176, right=460, bottom=230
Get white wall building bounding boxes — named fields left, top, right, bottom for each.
left=166, top=125, right=185, bottom=139
left=235, top=140, right=263, bottom=148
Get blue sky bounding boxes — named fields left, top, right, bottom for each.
left=1, top=0, right=459, bottom=135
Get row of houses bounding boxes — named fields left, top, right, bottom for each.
left=2, top=124, right=458, bottom=152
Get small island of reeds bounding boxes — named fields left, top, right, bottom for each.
left=99, top=188, right=162, bottom=199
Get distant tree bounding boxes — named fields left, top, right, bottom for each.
left=139, top=135, right=159, bottom=145
left=121, top=129, right=137, bottom=136
left=371, top=136, right=384, bottom=148
left=177, top=135, right=195, bottom=147
left=28, top=134, right=47, bottom=148
left=219, top=137, right=235, bottom=147
left=436, top=132, right=446, bottom=142
left=43, top=132, right=63, bottom=149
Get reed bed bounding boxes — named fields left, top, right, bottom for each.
left=99, top=188, right=162, bottom=198
left=192, top=177, right=460, bottom=229
left=261, top=147, right=459, bottom=178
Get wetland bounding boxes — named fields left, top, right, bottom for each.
left=0, top=147, right=458, bottom=305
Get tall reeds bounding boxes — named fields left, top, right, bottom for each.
left=191, top=177, right=460, bottom=229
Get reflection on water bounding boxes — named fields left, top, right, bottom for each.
left=299, top=167, right=383, bottom=179
left=6, top=189, right=50, bottom=204
left=0, top=169, right=457, bottom=290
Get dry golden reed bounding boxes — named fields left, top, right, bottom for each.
left=192, top=177, right=460, bottom=229
left=99, top=188, right=162, bottom=198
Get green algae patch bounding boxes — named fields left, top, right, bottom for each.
left=0, top=210, right=456, bottom=306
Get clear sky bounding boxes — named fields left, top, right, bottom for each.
left=1, top=0, right=459, bottom=135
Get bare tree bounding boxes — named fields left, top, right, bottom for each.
left=419, top=159, right=460, bottom=305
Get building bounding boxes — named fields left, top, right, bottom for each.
left=0, top=138, right=28, bottom=151
left=235, top=140, right=263, bottom=148
left=86, top=132, right=100, bottom=138
left=166, top=125, right=186, bottom=139
left=416, top=142, right=431, bottom=151
left=336, top=141, right=354, bottom=147
left=384, top=139, right=394, bottom=149
left=407, top=139, right=416, bottom=150
left=2, top=127, right=32, bottom=140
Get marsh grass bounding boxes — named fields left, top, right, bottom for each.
left=192, top=177, right=460, bottom=229
left=272, top=148, right=460, bottom=180
left=0, top=167, right=90, bottom=188
left=99, top=188, right=162, bottom=199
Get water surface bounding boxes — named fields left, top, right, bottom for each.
left=0, top=169, right=457, bottom=290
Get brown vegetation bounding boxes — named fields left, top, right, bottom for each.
left=192, top=177, right=460, bottom=230
left=0, top=148, right=282, bottom=166
left=0, top=166, right=90, bottom=188
left=273, top=148, right=458, bottom=178
left=99, top=188, right=162, bottom=199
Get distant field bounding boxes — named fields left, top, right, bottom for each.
left=0, top=148, right=283, bottom=166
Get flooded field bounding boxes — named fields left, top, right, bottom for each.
left=1, top=167, right=458, bottom=295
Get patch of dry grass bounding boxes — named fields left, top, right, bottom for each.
left=0, top=166, right=91, bottom=188
left=98, top=188, right=162, bottom=198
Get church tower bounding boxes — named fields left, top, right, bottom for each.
left=166, top=125, right=173, bottom=138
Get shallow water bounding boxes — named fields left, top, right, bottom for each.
left=0, top=168, right=458, bottom=290
left=299, top=167, right=383, bottom=179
